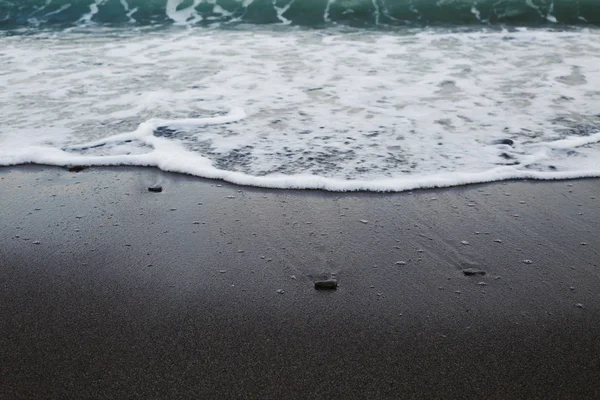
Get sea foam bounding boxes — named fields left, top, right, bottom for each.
left=1, top=27, right=600, bottom=191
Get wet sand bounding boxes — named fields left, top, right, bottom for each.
left=1, top=165, right=600, bottom=399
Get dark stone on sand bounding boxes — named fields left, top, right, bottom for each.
left=314, top=279, right=338, bottom=290
left=148, top=185, right=163, bottom=193
left=462, top=268, right=486, bottom=276
left=67, top=165, right=88, bottom=173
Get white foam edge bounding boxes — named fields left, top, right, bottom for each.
left=4, top=146, right=600, bottom=192
left=63, top=107, right=247, bottom=150
left=3, top=111, right=600, bottom=193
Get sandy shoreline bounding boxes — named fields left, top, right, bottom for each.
left=2, top=165, right=600, bottom=399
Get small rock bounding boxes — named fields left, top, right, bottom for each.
left=575, top=303, right=584, bottom=309
left=359, top=220, right=368, bottom=224
left=580, top=242, right=588, bottom=246
left=276, top=289, right=285, bottom=294
left=32, top=241, right=40, bottom=245
left=148, top=185, right=163, bottom=193
left=477, top=281, right=487, bottom=286
left=462, top=268, right=486, bottom=276
left=461, top=240, right=469, bottom=245
left=314, top=279, right=338, bottom=290
left=522, top=259, right=533, bottom=264
left=494, top=239, right=502, bottom=243
left=219, top=270, right=227, bottom=273
left=395, top=261, right=406, bottom=265
left=67, top=165, right=88, bottom=173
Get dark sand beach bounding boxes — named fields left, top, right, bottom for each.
left=1, top=165, right=599, bottom=399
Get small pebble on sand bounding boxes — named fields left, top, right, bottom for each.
left=462, top=268, right=486, bottom=276
left=315, top=279, right=338, bottom=290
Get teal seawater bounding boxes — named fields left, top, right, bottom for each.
left=1, top=0, right=598, bottom=29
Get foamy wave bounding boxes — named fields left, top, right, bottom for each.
left=3, top=110, right=600, bottom=192
left=2, top=27, right=600, bottom=191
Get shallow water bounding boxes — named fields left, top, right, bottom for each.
left=1, top=5, right=600, bottom=191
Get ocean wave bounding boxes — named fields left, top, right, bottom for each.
left=1, top=0, right=598, bottom=29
